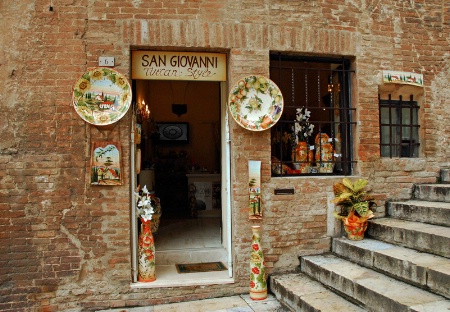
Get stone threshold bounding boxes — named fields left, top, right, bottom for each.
left=130, top=264, right=234, bottom=288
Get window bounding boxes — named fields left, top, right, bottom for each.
left=379, top=95, right=419, bottom=158
left=270, top=53, right=355, bottom=176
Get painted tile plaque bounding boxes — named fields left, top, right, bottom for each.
left=382, top=70, right=423, bottom=87
left=248, top=160, right=262, bottom=220
left=91, top=141, right=122, bottom=186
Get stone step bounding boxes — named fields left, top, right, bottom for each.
left=441, top=168, right=450, bottom=184
left=367, top=218, right=450, bottom=258
left=387, top=200, right=450, bottom=227
left=300, top=254, right=450, bottom=311
left=332, top=237, right=450, bottom=299
left=414, top=184, right=450, bottom=203
left=270, top=273, right=365, bottom=312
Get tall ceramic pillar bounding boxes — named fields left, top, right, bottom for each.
left=249, top=225, right=267, bottom=300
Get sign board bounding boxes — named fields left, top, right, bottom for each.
left=382, top=70, right=423, bottom=87
left=98, top=57, right=115, bottom=67
left=131, top=51, right=227, bottom=81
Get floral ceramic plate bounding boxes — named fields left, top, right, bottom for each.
left=228, top=75, right=283, bottom=131
left=72, top=67, right=132, bottom=126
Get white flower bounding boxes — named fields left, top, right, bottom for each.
left=292, top=108, right=313, bottom=145
left=135, top=185, right=155, bottom=222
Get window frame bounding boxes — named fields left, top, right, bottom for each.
left=379, top=94, right=420, bottom=158
left=269, top=53, right=356, bottom=177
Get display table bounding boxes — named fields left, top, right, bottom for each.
left=186, top=173, right=221, bottom=217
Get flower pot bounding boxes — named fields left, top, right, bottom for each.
left=138, top=217, right=156, bottom=282
left=343, top=221, right=368, bottom=240
left=342, top=212, right=369, bottom=240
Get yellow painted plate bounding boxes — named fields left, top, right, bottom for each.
left=228, top=75, right=283, bottom=131
left=72, top=67, right=132, bottom=126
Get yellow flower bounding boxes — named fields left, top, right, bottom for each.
left=91, top=69, right=104, bottom=81
left=116, top=76, right=128, bottom=89
left=121, top=92, right=129, bottom=104
left=93, top=111, right=111, bottom=124
left=76, top=79, right=91, bottom=93
left=250, top=253, right=262, bottom=263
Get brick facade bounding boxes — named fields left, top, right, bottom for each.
left=1, top=1, right=449, bottom=311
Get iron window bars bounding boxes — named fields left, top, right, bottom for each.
left=379, top=94, right=420, bottom=158
left=269, top=53, right=356, bottom=176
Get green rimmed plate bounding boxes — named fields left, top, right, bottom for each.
left=72, top=67, right=132, bottom=126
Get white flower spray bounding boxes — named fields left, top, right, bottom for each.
left=135, top=185, right=155, bottom=222
left=292, top=107, right=314, bottom=146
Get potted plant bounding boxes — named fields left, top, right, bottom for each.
left=331, top=178, right=376, bottom=240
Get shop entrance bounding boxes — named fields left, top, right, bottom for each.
left=131, top=77, right=232, bottom=285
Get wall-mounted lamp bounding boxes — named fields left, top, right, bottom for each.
left=137, top=100, right=150, bottom=120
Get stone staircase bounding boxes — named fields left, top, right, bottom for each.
left=270, top=169, right=450, bottom=312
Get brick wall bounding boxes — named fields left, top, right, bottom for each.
left=1, top=0, right=449, bottom=311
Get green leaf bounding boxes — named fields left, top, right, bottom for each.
left=342, top=178, right=354, bottom=190
left=353, top=179, right=368, bottom=192
left=354, top=201, right=369, bottom=216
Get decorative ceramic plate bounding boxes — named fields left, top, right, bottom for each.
left=72, top=67, right=132, bottom=126
left=228, top=75, right=283, bottom=131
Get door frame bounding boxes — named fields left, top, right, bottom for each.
left=220, top=81, right=233, bottom=277
left=130, top=80, right=232, bottom=282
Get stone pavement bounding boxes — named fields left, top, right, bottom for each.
left=97, top=294, right=290, bottom=312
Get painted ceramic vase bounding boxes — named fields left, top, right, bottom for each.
left=316, top=142, right=334, bottom=173
left=249, top=225, right=267, bottom=300
left=315, top=132, right=329, bottom=147
left=292, top=141, right=312, bottom=173
left=138, top=217, right=156, bottom=282
left=314, top=132, right=334, bottom=173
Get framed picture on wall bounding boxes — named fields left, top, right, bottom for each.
left=91, top=141, right=122, bottom=186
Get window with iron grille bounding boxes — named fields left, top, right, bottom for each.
left=379, top=95, right=420, bottom=158
left=270, top=53, right=356, bottom=176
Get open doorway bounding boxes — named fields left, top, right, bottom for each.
left=133, top=79, right=229, bottom=281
